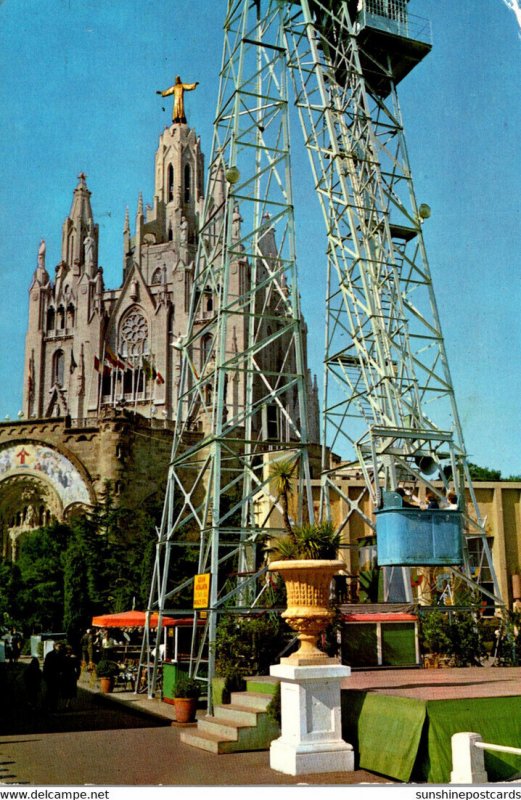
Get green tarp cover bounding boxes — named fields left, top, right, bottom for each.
left=342, top=691, right=427, bottom=781
left=423, top=697, right=521, bottom=784
left=343, top=691, right=521, bottom=783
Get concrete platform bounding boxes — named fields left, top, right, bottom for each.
left=343, top=666, right=521, bottom=700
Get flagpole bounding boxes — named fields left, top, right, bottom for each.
left=96, top=341, right=107, bottom=416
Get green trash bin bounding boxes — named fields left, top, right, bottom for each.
left=162, top=662, right=189, bottom=704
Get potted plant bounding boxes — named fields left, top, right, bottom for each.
left=267, top=461, right=345, bottom=665
left=96, top=659, right=120, bottom=693
left=174, top=676, right=201, bottom=723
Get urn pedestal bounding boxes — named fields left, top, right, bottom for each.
left=268, top=559, right=354, bottom=775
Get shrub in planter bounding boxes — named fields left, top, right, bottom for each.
left=174, top=676, right=201, bottom=723
left=96, top=659, right=120, bottom=693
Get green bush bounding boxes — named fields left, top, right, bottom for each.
left=419, top=608, right=486, bottom=666
left=96, top=659, right=120, bottom=678
left=214, top=614, right=292, bottom=700
left=175, top=676, right=201, bottom=699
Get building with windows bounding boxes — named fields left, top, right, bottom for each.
left=0, top=118, right=319, bottom=559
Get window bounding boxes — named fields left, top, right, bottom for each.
left=53, top=350, right=65, bottom=386
left=168, top=164, right=174, bottom=202
left=47, top=307, right=55, bottom=331
left=119, top=308, right=149, bottom=357
left=66, top=303, right=75, bottom=328
left=184, top=163, right=191, bottom=203
left=151, top=268, right=163, bottom=284
left=201, top=333, right=213, bottom=368
left=57, top=306, right=65, bottom=330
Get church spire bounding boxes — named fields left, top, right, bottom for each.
left=60, top=172, right=99, bottom=274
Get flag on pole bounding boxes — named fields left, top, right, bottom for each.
left=106, top=345, right=126, bottom=371
left=94, top=355, right=111, bottom=377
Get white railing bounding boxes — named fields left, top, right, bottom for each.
left=451, top=732, right=521, bottom=784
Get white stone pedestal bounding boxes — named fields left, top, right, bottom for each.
left=269, top=661, right=354, bottom=776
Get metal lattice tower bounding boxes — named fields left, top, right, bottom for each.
left=141, top=0, right=502, bottom=697
left=280, top=0, right=500, bottom=603
left=140, top=0, right=315, bottom=698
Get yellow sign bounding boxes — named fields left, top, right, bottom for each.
left=193, top=573, right=211, bottom=609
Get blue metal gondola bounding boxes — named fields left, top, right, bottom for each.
left=375, top=491, right=463, bottom=567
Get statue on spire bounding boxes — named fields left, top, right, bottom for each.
left=38, top=239, right=46, bottom=267
left=156, top=75, right=199, bottom=124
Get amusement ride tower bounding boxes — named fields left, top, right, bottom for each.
left=141, top=0, right=501, bottom=697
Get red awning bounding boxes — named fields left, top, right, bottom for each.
left=342, top=613, right=417, bottom=623
left=91, top=611, right=193, bottom=628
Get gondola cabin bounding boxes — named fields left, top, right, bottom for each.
left=375, top=491, right=463, bottom=566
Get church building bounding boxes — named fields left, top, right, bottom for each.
left=0, top=113, right=319, bottom=559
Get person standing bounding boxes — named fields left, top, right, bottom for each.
left=23, top=657, right=42, bottom=710
left=100, top=630, right=115, bottom=660
left=62, top=645, right=81, bottom=710
left=43, top=642, right=65, bottom=712
left=81, top=628, right=95, bottom=670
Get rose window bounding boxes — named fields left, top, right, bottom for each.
left=120, top=311, right=149, bottom=356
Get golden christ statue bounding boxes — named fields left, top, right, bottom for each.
left=156, top=75, right=199, bottom=124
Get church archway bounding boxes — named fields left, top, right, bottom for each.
left=0, top=442, right=93, bottom=559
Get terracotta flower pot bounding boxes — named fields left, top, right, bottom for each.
left=174, top=696, right=197, bottom=723
left=269, top=559, right=344, bottom=665
left=99, top=676, right=114, bottom=694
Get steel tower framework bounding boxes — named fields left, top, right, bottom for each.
left=141, top=0, right=502, bottom=697
left=140, top=0, right=315, bottom=697
left=279, top=0, right=499, bottom=603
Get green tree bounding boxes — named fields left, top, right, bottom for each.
left=468, top=463, right=502, bottom=481
left=16, top=523, right=70, bottom=632
left=0, top=557, right=22, bottom=627
left=63, top=529, right=92, bottom=647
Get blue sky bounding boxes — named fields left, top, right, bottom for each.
left=1, top=0, right=520, bottom=476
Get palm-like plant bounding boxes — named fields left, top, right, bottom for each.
left=268, top=461, right=343, bottom=560
left=269, top=459, right=296, bottom=536
left=268, top=520, right=342, bottom=561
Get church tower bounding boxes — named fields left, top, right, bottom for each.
left=23, top=173, right=104, bottom=420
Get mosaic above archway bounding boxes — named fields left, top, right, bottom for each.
left=0, top=443, right=91, bottom=511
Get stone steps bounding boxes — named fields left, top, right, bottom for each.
left=180, top=676, right=280, bottom=754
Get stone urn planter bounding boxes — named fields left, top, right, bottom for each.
left=269, top=559, right=344, bottom=665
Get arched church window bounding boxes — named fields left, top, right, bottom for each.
left=47, top=307, right=56, bottom=331
left=53, top=350, right=65, bottom=386
left=168, top=224, right=173, bottom=242
left=184, top=163, right=191, bottom=203
left=168, top=164, right=174, bottom=202
left=201, top=333, right=213, bottom=368
left=151, top=268, right=163, bottom=284
left=66, top=303, right=75, bottom=328
left=119, top=308, right=149, bottom=358
left=57, top=306, right=65, bottom=330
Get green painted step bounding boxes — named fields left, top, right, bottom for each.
left=180, top=677, right=280, bottom=754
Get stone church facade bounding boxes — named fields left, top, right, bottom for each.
left=0, top=119, right=319, bottom=559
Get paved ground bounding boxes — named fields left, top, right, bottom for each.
left=0, top=663, right=391, bottom=786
